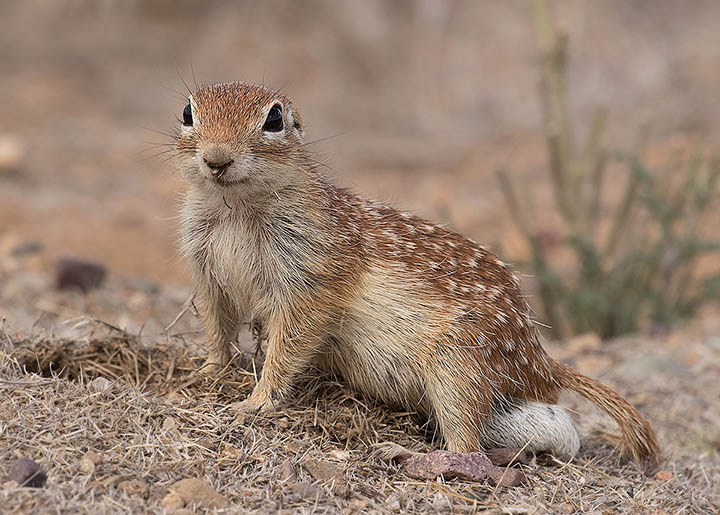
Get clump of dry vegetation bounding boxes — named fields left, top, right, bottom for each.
left=498, top=0, right=720, bottom=339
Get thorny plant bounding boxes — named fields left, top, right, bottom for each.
left=497, top=0, right=720, bottom=339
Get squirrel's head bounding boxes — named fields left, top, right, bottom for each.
left=175, top=82, right=306, bottom=195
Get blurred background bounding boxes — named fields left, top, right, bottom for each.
left=1, top=0, right=719, bottom=336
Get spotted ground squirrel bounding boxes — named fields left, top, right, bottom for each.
left=175, top=82, right=660, bottom=467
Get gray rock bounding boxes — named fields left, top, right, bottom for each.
left=9, top=458, right=47, bottom=488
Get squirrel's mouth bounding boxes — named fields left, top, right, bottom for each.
left=212, top=175, right=249, bottom=187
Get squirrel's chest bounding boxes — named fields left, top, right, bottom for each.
left=188, top=216, right=315, bottom=316
left=187, top=218, right=274, bottom=313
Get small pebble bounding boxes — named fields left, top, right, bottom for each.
left=56, top=257, right=106, bottom=293
left=89, top=376, right=111, bottom=393
left=9, top=458, right=47, bottom=488
left=291, top=481, right=324, bottom=501
left=654, top=470, right=673, bottom=482
left=11, top=241, right=43, bottom=257
left=161, top=492, right=186, bottom=512
left=0, top=134, right=25, bottom=174
left=278, top=459, right=297, bottom=482
left=167, top=478, right=228, bottom=508
left=79, top=450, right=101, bottom=475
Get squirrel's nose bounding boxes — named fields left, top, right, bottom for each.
left=202, top=145, right=234, bottom=174
left=203, top=157, right=234, bottom=174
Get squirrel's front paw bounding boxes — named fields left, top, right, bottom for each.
left=199, top=360, right=228, bottom=376
left=199, top=351, right=231, bottom=376
left=233, top=387, right=274, bottom=419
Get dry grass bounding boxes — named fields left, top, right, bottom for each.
left=1, top=320, right=718, bottom=514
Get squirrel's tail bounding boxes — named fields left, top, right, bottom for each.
left=553, top=361, right=661, bottom=469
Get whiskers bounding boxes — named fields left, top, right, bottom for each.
left=132, top=125, right=184, bottom=166
left=299, top=132, right=346, bottom=148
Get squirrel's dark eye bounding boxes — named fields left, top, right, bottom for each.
left=263, top=105, right=283, bottom=132
left=182, top=103, right=193, bottom=126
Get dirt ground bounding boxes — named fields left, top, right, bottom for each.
left=1, top=1, right=720, bottom=513
left=1, top=269, right=719, bottom=513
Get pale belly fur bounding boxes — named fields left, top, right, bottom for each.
left=315, top=264, right=448, bottom=414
